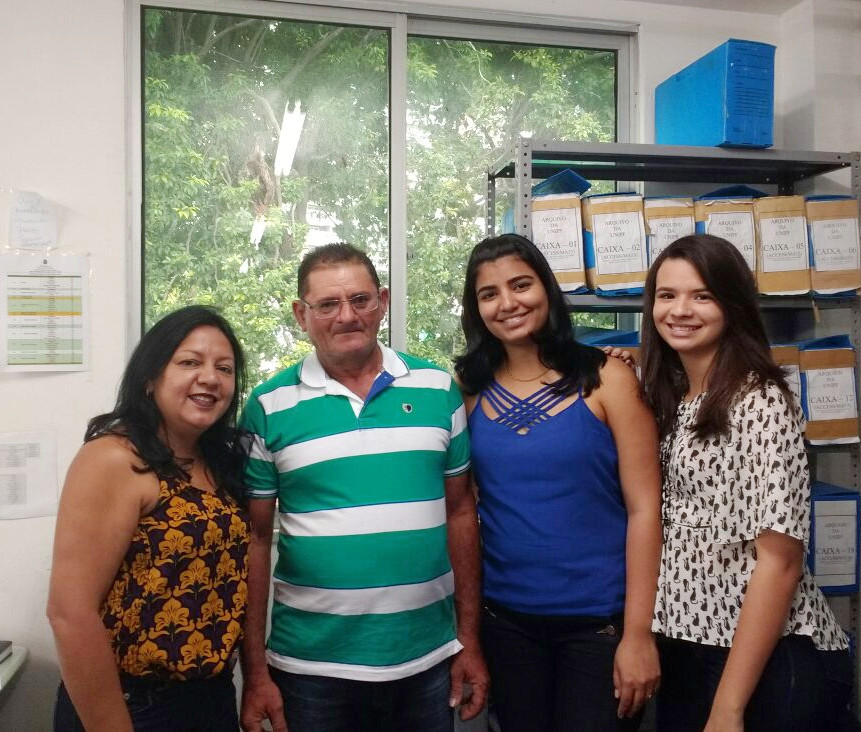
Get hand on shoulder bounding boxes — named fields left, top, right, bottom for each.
left=598, top=352, right=641, bottom=392
left=601, top=345, right=636, bottom=370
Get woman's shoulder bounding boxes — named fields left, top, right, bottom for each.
left=69, top=435, right=152, bottom=492
left=78, top=433, right=145, bottom=466
left=587, top=354, right=645, bottom=425
left=63, top=435, right=159, bottom=513
left=453, top=371, right=480, bottom=416
left=596, top=352, right=639, bottom=390
left=734, top=378, right=793, bottom=412
left=732, top=378, right=802, bottom=430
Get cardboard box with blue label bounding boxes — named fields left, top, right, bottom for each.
left=799, top=335, right=860, bottom=445
left=808, top=481, right=860, bottom=594
left=770, top=343, right=802, bottom=405
left=644, top=197, right=695, bottom=265
left=582, top=192, right=647, bottom=296
left=655, top=39, right=775, bottom=148
left=806, top=195, right=861, bottom=296
left=754, top=195, right=811, bottom=295
left=530, top=169, right=592, bottom=294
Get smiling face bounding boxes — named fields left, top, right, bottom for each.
left=474, top=255, right=550, bottom=347
left=653, top=257, right=726, bottom=364
left=293, top=262, right=389, bottom=371
left=150, top=325, right=236, bottom=453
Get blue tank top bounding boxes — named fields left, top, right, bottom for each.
left=469, top=382, right=627, bottom=616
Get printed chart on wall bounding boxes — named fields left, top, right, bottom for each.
left=0, top=432, right=57, bottom=519
left=0, top=254, right=88, bottom=371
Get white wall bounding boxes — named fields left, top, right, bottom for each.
left=0, top=0, right=858, bottom=729
left=0, top=1, right=128, bottom=729
left=779, top=0, right=861, bottom=191
left=808, top=0, right=861, bottom=152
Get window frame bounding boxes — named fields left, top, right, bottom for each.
left=127, top=0, right=636, bottom=353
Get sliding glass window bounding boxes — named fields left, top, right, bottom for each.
left=139, top=5, right=627, bottom=382
left=142, top=7, right=389, bottom=379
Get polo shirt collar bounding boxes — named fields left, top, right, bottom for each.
left=298, top=343, right=408, bottom=390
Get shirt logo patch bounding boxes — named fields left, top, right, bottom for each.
left=402, top=403, right=413, bottom=413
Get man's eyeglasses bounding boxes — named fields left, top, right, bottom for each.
left=301, top=292, right=380, bottom=320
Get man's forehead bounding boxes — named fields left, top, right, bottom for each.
left=304, top=262, right=377, bottom=294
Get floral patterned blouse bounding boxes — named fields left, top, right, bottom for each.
left=652, top=382, right=848, bottom=651
left=100, top=475, right=250, bottom=679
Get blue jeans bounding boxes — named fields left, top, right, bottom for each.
left=656, top=634, right=855, bottom=732
left=53, top=671, right=239, bottom=732
left=269, top=659, right=453, bottom=732
left=481, top=601, right=642, bottom=732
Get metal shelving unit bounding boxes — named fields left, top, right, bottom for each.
left=487, top=136, right=861, bottom=710
left=559, top=293, right=858, bottom=313
left=487, top=136, right=854, bottom=241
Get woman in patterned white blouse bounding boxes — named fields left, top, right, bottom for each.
left=640, top=234, right=853, bottom=732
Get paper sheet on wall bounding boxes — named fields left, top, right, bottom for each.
left=8, top=191, right=58, bottom=250
left=0, top=432, right=57, bottom=519
left=0, top=254, right=88, bottom=371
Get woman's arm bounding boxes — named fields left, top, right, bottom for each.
left=593, top=358, right=663, bottom=718
left=705, top=530, right=803, bottom=732
left=704, top=385, right=809, bottom=731
left=46, top=437, right=156, bottom=732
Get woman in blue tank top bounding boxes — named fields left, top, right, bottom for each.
left=455, top=234, right=662, bottom=731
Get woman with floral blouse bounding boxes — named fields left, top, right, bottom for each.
left=48, top=306, right=250, bottom=731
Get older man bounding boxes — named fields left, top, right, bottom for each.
left=239, top=243, right=487, bottom=732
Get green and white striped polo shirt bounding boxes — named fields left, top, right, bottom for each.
left=240, top=344, right=470, bottom=681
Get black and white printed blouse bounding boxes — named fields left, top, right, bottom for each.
left=652, top=381, right=848, bottom=650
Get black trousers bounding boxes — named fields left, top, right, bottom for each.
left=53, top=670, right=239, bottom=732
left=481, top=601, right=642, bottom=732
left=656, top=634, right=855, bottom=732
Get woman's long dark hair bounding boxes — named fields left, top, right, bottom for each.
left=641, top=234, right=790, bottom=439
left=455, top=233, right=605, bottom=397
left=86, top=305, right=248, bottom=504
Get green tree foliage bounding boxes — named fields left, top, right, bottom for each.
left=143, top=9, right=616, bottom=386
left=405, top=39, right=616, bottom=365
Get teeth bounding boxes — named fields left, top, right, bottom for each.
left=190, top=394, right=216, bottom=405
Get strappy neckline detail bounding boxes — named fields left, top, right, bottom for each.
left=481, top=379, right=571, bottom=434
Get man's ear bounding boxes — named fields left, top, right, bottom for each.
left=378, top=287, right=390, bottom=316
left=293, top=299, right=308, bottom=332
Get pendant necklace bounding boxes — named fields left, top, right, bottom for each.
left=504, top=362, right=550, bottom=383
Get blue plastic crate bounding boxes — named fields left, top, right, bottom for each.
left=655, top=39, right=775, bottom=148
